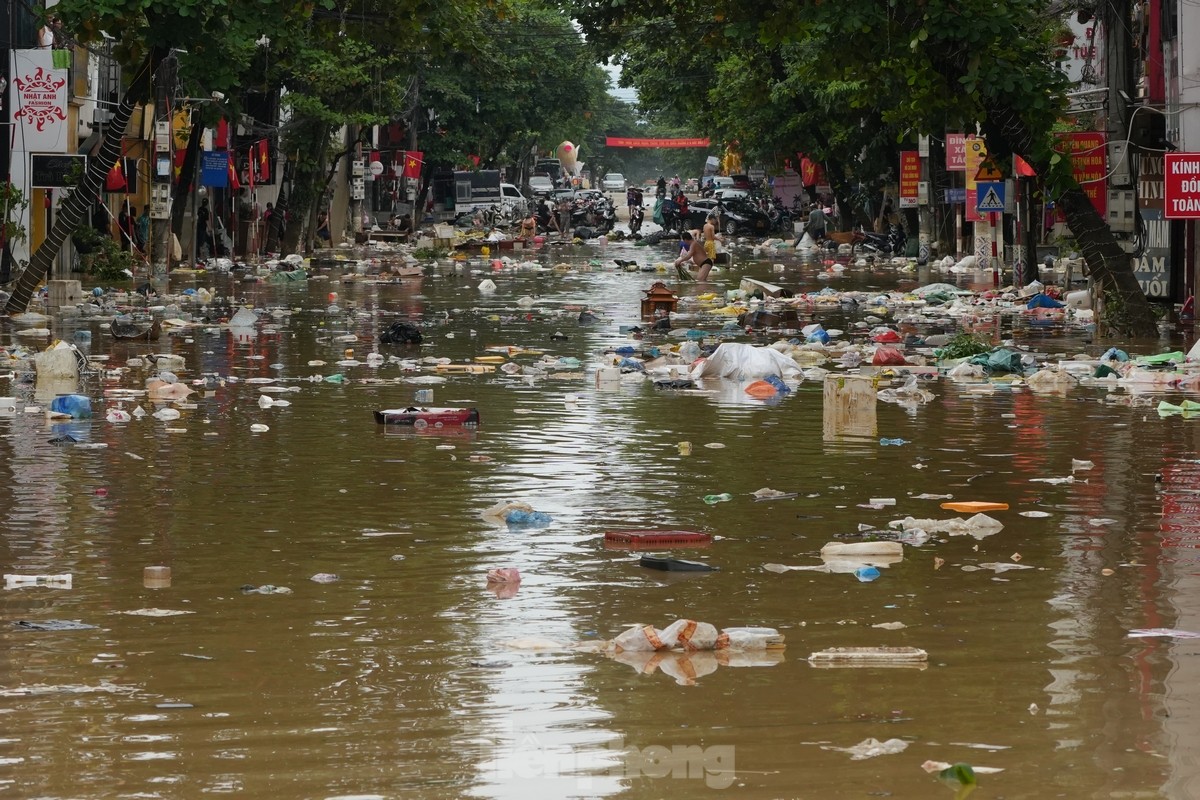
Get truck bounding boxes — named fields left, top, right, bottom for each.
left=431, top=169, right=503, bottom=221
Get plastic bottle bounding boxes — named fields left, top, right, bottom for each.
left=415, top=389, right=434, bottom=404
left=703, top=493, right=733, bottom=505
left=879, top=437, right=909, bottom=446
left=855, top=566, right=881, bottom=582
left=50, top=394, right=92, bottom=419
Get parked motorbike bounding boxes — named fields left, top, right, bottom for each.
left=858, top=224, right=907, bottom=256
left=764, top=197, right=792, bottom=233
left=571, top=196, right=617, bottom=234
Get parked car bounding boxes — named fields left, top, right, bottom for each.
left=601, top=173, right=626, bottom=192
left=529, top=175, right=555, bottom=198
left=685, top=197, right=771, bottom=236
left=713, top=186, right=750, bottom=201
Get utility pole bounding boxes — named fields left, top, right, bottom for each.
left=1106, top=0, right=1133, bottom=190
left=408, top=70, right=421, bottom=233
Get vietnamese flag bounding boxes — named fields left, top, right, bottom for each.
left=227, top=152, right=240, bottom=191
left=402, top=150, right=423, bottom=179
left=257, top=140, right=270, bottom=183
left=105, top=158, right=127, bottom=192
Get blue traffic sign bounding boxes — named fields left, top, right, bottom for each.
left=976, top=181, right=1005, bottom=212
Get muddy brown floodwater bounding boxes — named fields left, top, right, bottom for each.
left=2, top=240, right=1199, bottom=799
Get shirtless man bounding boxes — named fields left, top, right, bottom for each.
left=702, top=214, right=719, bottom=264
left=674, top=231, right=714, bottom=281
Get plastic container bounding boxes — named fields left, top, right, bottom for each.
left=50, top=394, right=92, bottom=419
left=703, top=493, right=733, bottom=505
left=0, top=397, right=16, bottom=416
left=855, top=566, right=881, bottom=582
left=414, top=389, right=434, bottom=404
left=143, top=566, right=171, bottom=589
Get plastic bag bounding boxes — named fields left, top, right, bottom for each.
left=968, top=348, right=1024, bottom=374
left=947, top=361, right=985, bottom=379
left=717, top=627, right=785, bottom=650
left=614, top=625, right=664, bottom=652
left=659, top=619, right=720, bottom=651
left=1025, top=369, right=1077, bottom=394
left=690, top=343, right=803, bottom=381
left=872, top=346, right=907, bottom=366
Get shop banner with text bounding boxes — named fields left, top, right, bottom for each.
left=605, top=137, right=711, bottom=148
left=1055, top=131, right=1107, bottom=218
left=899, top=151, right=920, bottom=208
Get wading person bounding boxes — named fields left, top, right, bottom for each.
left=674, top=230, right=714, bottom=281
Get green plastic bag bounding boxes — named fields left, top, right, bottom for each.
left=968, top=348, right=1024, bottom=374
left=1137, top=351, right=1184, bottom=366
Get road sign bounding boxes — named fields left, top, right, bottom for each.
left=976, top=181, right=1005, bottom=212
left=975, top=159, right=1004, bottom=181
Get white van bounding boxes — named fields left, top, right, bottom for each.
left=500, top=183, right=529, bottom=219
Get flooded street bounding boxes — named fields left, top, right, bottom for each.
left=3, top=241, right=1200, bottom=799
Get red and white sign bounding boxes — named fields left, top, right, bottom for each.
left=945, top=133, right=966, bottom=171
left=1055, top=131, right=1107, bottom=219
left=1164, top=153, right=1200, bottom=219
left=899, top=151, right=920, bottom=208
left=10, top=51, right=68, bottom=153
left=605, top=136, right=710, bottom=148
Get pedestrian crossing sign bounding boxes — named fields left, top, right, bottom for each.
left=976, top=181, right=1005, bottom=212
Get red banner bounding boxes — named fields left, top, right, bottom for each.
left=899, top=150, right=920, bottom=208
left=1055, top=131, right=1107, bottom=218
left=605, top=136, right=710, bottom=148
left=1165, top=153, right=1200, bottom=219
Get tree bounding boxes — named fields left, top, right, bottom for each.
left=5, top=0, right=305, bottom=313
left=576, top=0, right=1157, bottom=335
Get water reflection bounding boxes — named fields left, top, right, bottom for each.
left=1, top=241, right=1198, bottom=797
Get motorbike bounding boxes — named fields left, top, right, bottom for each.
left=764, top=197, right=791, bottom=233
left=571, top=196, right=617, bottom=234
left=857, top=224, right=907, bottom=256
left=629, top=204, right=645, bottom=235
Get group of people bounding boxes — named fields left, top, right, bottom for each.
left=673, top=213, right=722, bottom=282
left=37, top=14, right=69, bottom=50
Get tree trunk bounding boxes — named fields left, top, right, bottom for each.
left=1057, top=185, right=1154, bottom=333
left=171, top=119, right=204, bottom=236
left=6, top=51, right=160, bottom=314
left=981, top=108, right=1156, bottom=337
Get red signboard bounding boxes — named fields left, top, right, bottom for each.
left=605, top=137, right=711, bottom=148
left=1164, top=153, right=1200, bottom=219
left=1055, top=131, right=1107, bottom=217
left=899, top=150, right=920, bottom=208
left=945, top=133, right=966, bottom=171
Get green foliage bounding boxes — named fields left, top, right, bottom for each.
left=1, top=183, right=29, bottom=247
left=86, top=237, right=135, bottom=281
left=412, top=246, right=449, bottom=260
left=936, top=333, right=992, bottom=361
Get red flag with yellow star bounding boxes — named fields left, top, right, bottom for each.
left=402, top=151, right=422, bottom=180
left=256, top=140, right=270, bottom=183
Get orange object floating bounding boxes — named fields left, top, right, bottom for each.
left=940, top=501, right=1010, bottom=513
left=744, top=380, right=778, bottom=398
